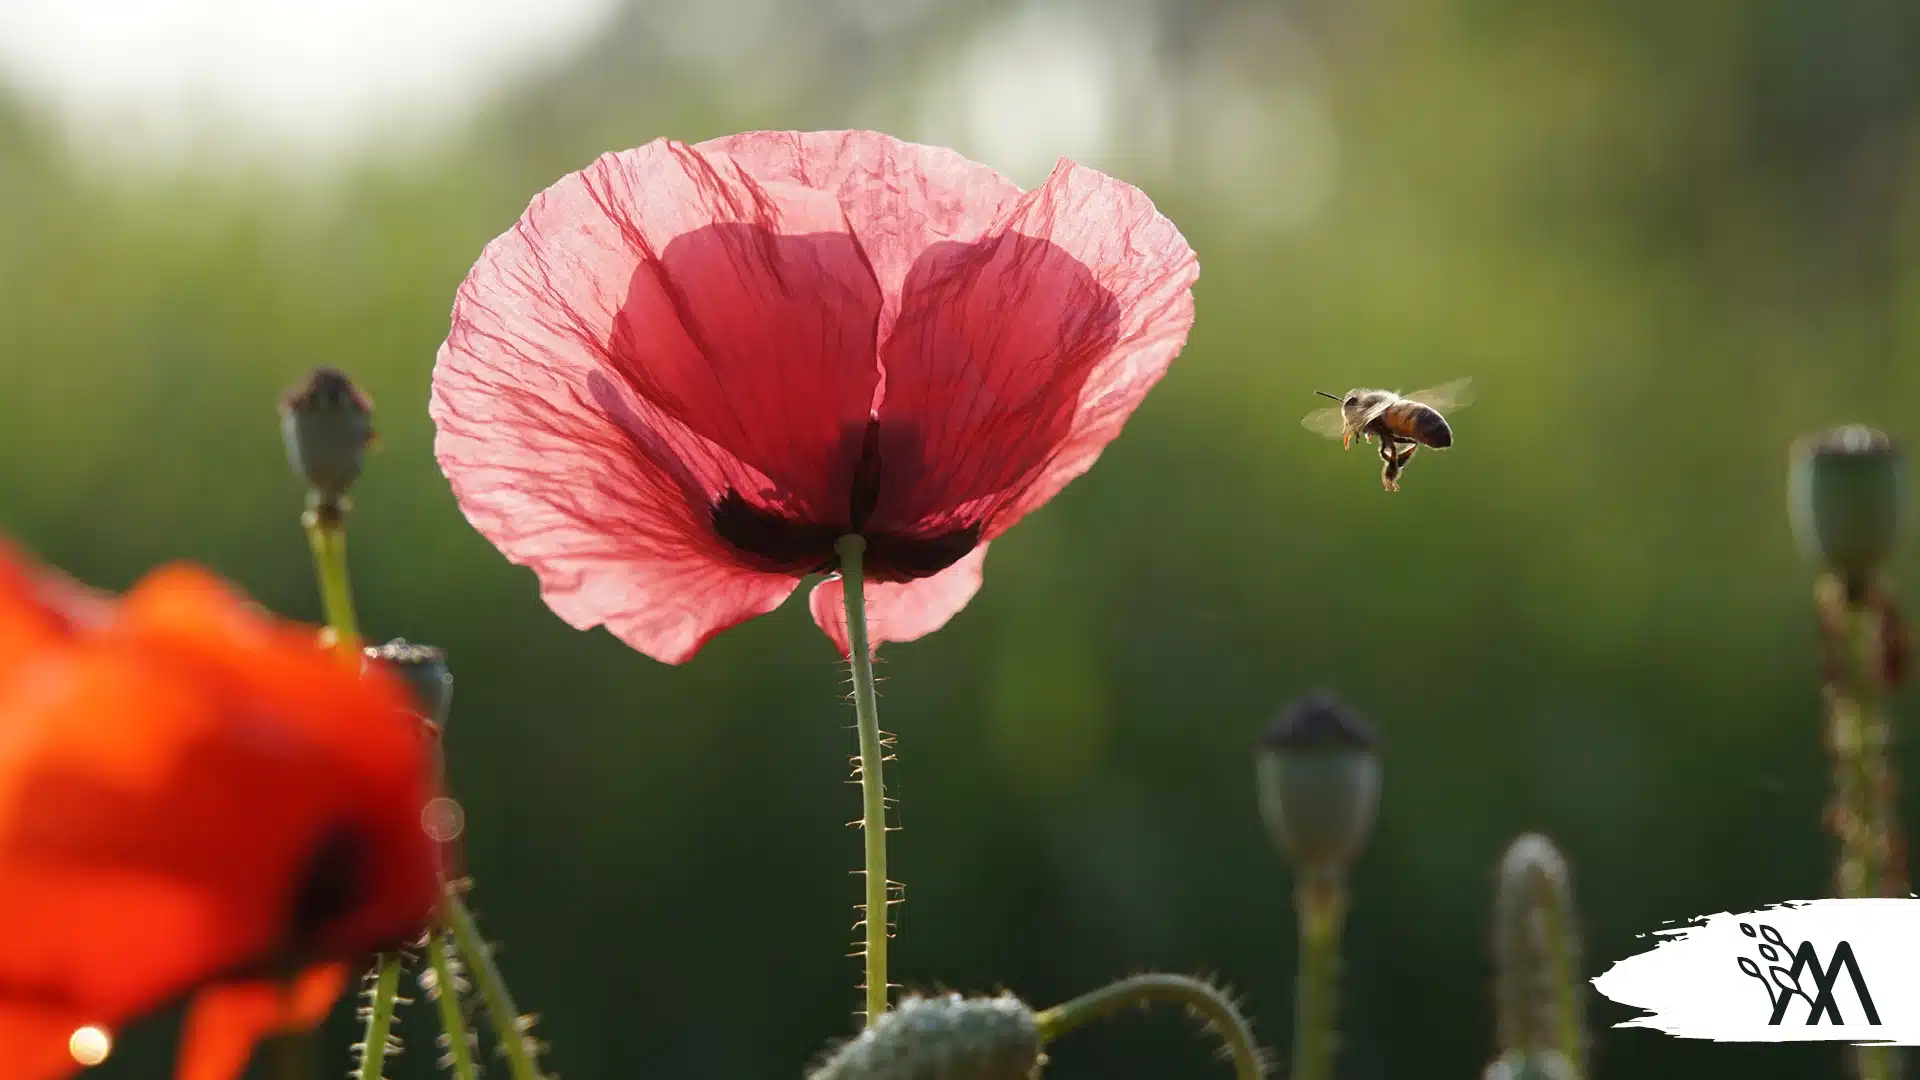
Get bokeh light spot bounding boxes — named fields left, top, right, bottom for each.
left=68, top=1027, right=111, bottom=1068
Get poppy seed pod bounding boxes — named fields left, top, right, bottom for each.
left=807, top=993, right=1044, bottom=1080
left=1494, top=833, right=1586, bottom=1074
left=1255, top=693, right=1381, bottom=885
left=281, top=367, right=376, bottom=505
left=1482, top=1050, right=1576, bottom=1080
left=1789, top=426, right=1908, bottom=590
left=365, top=638, right=453, bottom=729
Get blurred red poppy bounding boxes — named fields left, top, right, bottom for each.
left=431, top=129, right=1199, bottom=663
left=0, top=543, right=438, bottom=1080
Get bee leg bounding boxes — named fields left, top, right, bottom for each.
left=1380, top=440, right=1415, bottom=492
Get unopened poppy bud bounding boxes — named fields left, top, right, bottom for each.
left=1255, top=693, right=1380, bottom=886
left=1789, top=426, right=1908, bottom=593
left=807, top=993, right=1044, bottom=1080
left=1493, top=833, right=1586, bottom=1072
left=1482, top=1050, right=1575, bottom=1080
left=281, top=367, right=375, bottom=505
left=364, top=638, right=452, bottom=729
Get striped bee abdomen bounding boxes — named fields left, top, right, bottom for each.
left=1383, top=401, right=1454, bottom=448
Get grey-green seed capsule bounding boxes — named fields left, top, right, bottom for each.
left=365, top=638, right=453, bottom=729
left=1255, top=693, right=1380, bottom=885
left=807, top=994, right=1044, bottom=1080
left=281, top=367, right=375, bottom=503
left=1789, top=425, right=1908, bottom=587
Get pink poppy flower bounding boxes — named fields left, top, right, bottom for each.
left=430, top=130, right=1198, bottom=663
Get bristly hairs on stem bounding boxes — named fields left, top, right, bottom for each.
left=837, top=535, right=897, bottom=1028
left=1034, top=972, right=1269, bottom=1080
left=446, top=882, right=552, bottom=1080
left=422, top=926, right=481, bottom=1080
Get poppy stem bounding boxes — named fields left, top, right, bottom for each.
left=447, top=886, right=545, bottom=1080
left=1033, top=973, right=1262, bottom=1080
left=1291, top=880, right=1346, bottom=1080
left=355, top=957, right=404, bottom=1080
left=303, top=504, right=361, bottom=653
left=426, top=921, right=478, bottom=1080
left=836, top=533, right=891, bottom=1027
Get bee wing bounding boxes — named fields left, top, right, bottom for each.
left=1405, top=377, right=1475, bottom=413
left=1300, top=406, right=1348, bottom=439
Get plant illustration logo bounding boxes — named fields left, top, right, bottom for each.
left=1736, top=921, right=1880, bottom=1027
left=1592, top=898, right=1920, bottom=1043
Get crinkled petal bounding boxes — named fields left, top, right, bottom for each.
left=432, top=138, right=892, bottom=662
left=807, top=544, right=989, bottom=657
left=176, top=965, right=346, bottom=1080
left=695, top=130, right=1024, bottom=356
left=868, top=159, right=1198, bottom=536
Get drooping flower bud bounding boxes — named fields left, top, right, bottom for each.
left=280, top=367, right=376, bottom=507
left=1493, top=834, right=1586, bottom=1077
left=807, top=993, right=1044, bottom=1080
left=1789, top=426, right=1908, bottom=594
left=1254, top=693, right=1380, bottom=887
left=364, top=638, right=453, bottom=730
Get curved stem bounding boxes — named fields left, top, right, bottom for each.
left=303, top=504, right=361, bottom=653
left=1291, top=882, right=1346, bottom=1080
left=837, top=534, right=891, bottom=1026
left=1035, top=973, right=1264, bottom=1080
left=355, top=958, right=403, bottom=1080
left=426, top=924, right=478, bottom=1080
left=447, top=888, right=544, bottom=1080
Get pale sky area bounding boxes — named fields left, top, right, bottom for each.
left=0, top=0, right=619, bottom=164
left=0, top=0, right=1334, bottom=230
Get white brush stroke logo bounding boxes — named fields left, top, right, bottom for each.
left=1592, top=898, right=1920, bottom=1043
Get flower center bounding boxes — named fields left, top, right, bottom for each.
left=707, top=416, right=980, bottom=582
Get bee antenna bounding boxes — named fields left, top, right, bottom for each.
left=1315, top=391, right=1342, bottom=401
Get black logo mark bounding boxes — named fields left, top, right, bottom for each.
left=1737, top=922, right=1881, bottom=1026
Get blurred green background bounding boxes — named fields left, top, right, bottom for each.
left=3, top=0, right=1919, bottom=1077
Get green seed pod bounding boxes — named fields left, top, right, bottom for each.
left=807, top=994, right=1044, bottom=1080
left=1254, top=693, right=1380, bottom=886
left=280, top=367, right=376, bottom=504
left=1482, top=1050, right=1576, bottom=1080
left=365, top=638, right=453, bottom=730
left=1493, top=834, right=1586, bottom=1078
left=1789, top=426, right=1908, bottom=591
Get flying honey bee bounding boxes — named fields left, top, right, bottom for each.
left=1300, top=378, right=1475, bottom=491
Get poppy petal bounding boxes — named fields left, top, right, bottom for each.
left=0, top=1009, right=95, bottom=1080
left=695, top=130, right=1023, bottom=347
left=431, top=139, right=887, bottom=663
left=176, top=965, right=347, bottom=1080
left=807, top=543, right=989, bottom=657
left=869, top=159, right=1198, bottom=536
left=0, top=541, right=108, bottom=683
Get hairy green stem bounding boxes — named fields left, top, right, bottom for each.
left=1035, top=973, right=1263, bottom=1080
left=356, top=957, right=404, bottom=1080
left=427, top=925, right=478, bottom=1080
left=447, top=888, right=544, bottom=1080
left=301, top=502, right=398, bottom=1079
left=837, top=534, right=892, bottom=1026
left=1826, top=580, right=1904, bottom=1080
left=1537, top=885, right=1585, bottom=1077
left=1292, top=882, right=1346, bottom=1080
left=303, top=506, right=361, bottom=651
